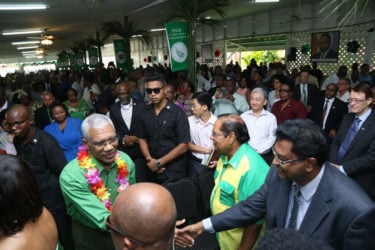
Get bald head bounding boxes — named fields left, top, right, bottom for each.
left=116, top=82, right=131, bottom=105
left=111, top=183, right=176, bottom=249
left=5, top=104, right=32, bottom=138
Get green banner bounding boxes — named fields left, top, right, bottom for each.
left=113, top=39, right=126, bottom=70
left=165, top=22, right=188, bottom=72
left=75, top=52, right=84, bottom=69
left=88, top=47, right=99, bottom=68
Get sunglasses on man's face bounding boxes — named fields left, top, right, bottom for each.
left=146, top=87, right=163, bottom=94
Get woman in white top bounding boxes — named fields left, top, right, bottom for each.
left=267, top=74, right=285, bottom=111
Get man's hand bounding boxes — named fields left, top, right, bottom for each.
left=328, top=129, right=336, bottom=138
left=174, top=220, right=205, bottom=247
left=146, top=158, right=166, bottom=173
left=122, top=135, right=138, bottom=146
left=225, top=93, right=234, bottom=102
left=306, top=105, right=312, bottom=113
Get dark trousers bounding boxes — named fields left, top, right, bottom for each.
left=52, top=209, right=75, bottom=250
left=72, top=220, right=115, bottom=250
left=188, top=156, right=207, bottom=179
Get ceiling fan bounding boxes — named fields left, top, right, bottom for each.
left=27, top=29, right=65, bottom=46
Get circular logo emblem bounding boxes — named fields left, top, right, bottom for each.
left=171, top=42, right=187, bottom=63
left=116, top=52, right=126, bottom=63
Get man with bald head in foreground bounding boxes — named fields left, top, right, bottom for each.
left=108, top=183, right=177, bottom=250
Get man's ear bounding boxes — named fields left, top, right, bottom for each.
left=82, top=138, right=88, bottom=148
left=305, top=157, right=317, bottom=173
left=123, top=237, right=134, bottom=249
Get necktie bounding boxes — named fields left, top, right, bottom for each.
left=336, top=118, right=361, bottom=164
left=302, top=85, right=307, bottom=106
left=288, top=184, right=301, bottom=230
left=320, top=99, right=329, bottom=127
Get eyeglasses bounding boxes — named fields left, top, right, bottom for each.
left=106, top=216, right=146, bottom=247
left=5, top=118, right=28, bottom=128
left=279, top=89, right=290, bottom=93
left=89, top=135, right=118, bottom=148
left=211, top=132, right=225, bottom=138
left=348, top=98, right=367, bottom=104
left=272, top=146, right=302, bottom=167
left=146, top=87, right=163, bottom=94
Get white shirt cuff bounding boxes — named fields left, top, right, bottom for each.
left=339, top=165, right=347, bottom=175
left=202, top=218, right=215, bottom=233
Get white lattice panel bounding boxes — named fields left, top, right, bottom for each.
left=288, top=23, right=373, bottom=76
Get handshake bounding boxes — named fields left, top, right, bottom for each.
left=174, top=219, right=205, bottom=248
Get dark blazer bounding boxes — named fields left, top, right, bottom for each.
left=210, top=165, right=375, bottom=249
left=109, top=99, right=146, bottom=160
left=34, top=106, right=51, bottom=129
left=311, top=49, right=338, bottom=59
left=329, top=111, right=375, bottom=200
left=293, top=83, right=318, bottom=106
left=308, top=95, right=348, bottom=137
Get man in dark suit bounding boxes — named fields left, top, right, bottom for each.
left=34, top=91, right=55, bottom=129
left=309, top=83, right=348, bottom=143
left=330, top=82, right=375, bottom=200
left=311, top=33, right=338, bottom=60
left=293, top=68, right=318, bottom=113
left=175, top=119, right=375, bottom=250
left=109, top=82, right=146, bottom=182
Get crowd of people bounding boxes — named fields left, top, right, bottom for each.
left=1, top=59, right=375, bottom=250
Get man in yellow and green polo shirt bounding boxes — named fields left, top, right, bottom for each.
left=210, top=114, right=269, bottom=250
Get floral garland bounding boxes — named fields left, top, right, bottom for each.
left=77, top=146, right=129, bottom=211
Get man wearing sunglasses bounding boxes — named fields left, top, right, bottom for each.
left=109, top=183, right=176, bottom=249
left=138, top=74, right=190, bottom=184
left=175, top=119, right=375, bottom=249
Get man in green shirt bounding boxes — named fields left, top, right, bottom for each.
left=60, top=114, right=136, bottom=250
left=209, top=114, right=269, bottom=250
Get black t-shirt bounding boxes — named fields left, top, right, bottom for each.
left=138, top=100, right=190, bottom=178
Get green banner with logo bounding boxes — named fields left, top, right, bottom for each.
left=165, top=22, right=188, bottom=72
left=113, top=39, right=126, bottom=70
left=88, top=47, right=99, bottom=68
left=75, top=52, right=84, bottom=69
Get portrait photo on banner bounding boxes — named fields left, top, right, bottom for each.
left=311, top=31, right=340, bottom=62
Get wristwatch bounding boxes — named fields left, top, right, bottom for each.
left=156, top=160, right=162, bottom=168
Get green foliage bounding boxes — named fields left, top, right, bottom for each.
left=240, top=50, right=281, bottom=68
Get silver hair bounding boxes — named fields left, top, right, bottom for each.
left=81, top=114, right=114, bottom=140
left=251, top=87, right=268, bottom=99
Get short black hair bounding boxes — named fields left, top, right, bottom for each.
left=49, top=102, right=70, bottom=118
left=352, top=82, right=373, bottom=100
left=145, top=73, right=166, bottom=85
left=219, top=114, right=250, bottom=144
left=67, top=88, right=78, bottom=97
left=256, top=228, right=333, bottom=250
left=193, top=92, right=213, bottom=111
left=276, top=119, right=327, bottom=166
left=0, top=155, right=43, bottom=237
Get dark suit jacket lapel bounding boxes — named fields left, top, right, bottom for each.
left=347, top=112, right=375, bottom=154
left=129, top=100, right=138, bottom=131
left=114, top=102, right=130, bottom=132
left=274, top=180, right=292, bottom=227
left=300, top=165, right=331, bottom=235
